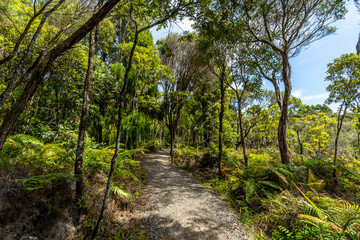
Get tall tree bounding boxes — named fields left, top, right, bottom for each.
left=75, top=0, right=103, bottom=209
left=158, top=33, right=202, bottom=157
left=239, top=0, right=346, bottom=164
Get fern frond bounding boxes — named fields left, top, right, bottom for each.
left=272, top=169, right=289, bottom=184
left=297, top=214, right=342, bottom=233
left=308, top=169, right=317, bottom=184
left=11, top=134, right=44, bottom=147
left=293, top=181, right=324, bottom=220
left=111, top=185, right=134, bottom=199
left=339, top=200, right=360, bottom=212
left=300, top=201, right=322, bottom=219
left=245, top=178, right=260, bottom=202
left=342, top=217, right=360, bottom=232
left=259, top=180, right=282, bottom=191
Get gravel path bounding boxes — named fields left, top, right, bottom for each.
left=141, top=149, right=253, bottom=240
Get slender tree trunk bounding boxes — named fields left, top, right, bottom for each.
left=236, top=110, right=240, bottom=150
left=159, top=122, right=162, bottom=146
left=238, top=106, right=248, bottom=167
left=170, top=125, right=175, bottom=157
left=153, top=120, right=157, bottom=145
left=74, top=26, right=97, bottom=208
left=91, top=23, right=139, bottom=239
left=334, top=103, right=348, bottom=165
left=218, top=68, right=225, bottom=176
left=296, top=130, right=303, bottom=154
left=0, top=0, right=122, bottom=150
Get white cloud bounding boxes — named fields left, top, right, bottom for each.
left=302, top=93, right=328, bottom=101
left=292, top=89, right=303, bottom=98
left=292, top=89, right=328, bottom=102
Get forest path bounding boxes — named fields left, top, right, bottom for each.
left=141, top=149, right=253, bottom=240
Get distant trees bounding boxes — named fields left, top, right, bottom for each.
left=158, top=34, right=204, bottom=157
left=326, top=53, right=360, bottom=165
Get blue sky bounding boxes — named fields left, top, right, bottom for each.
left=151, top=3, right=360, bottom=110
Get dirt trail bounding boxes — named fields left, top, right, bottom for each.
left=141, top=149, right=253, bottom=240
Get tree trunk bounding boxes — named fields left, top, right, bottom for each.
left=238, top=106, right=248, bottom=167
left=334, top=103, right=348, bottom=165
left=0, top=0, right=122, bottom=150
left=218, top=68, right=225, bottom=176
left=74, top=26, right=97, bottom=208
left=278, top=53, right=292, bottom=165
left=296, top=130, right=303, bottom=155
left=170, top=125, right=175, bottom=157
left=95, top=102, right=105, bottom=143
left=91, top=22, right=139, bottom=240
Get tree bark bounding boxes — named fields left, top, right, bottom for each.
left=218, top=65, right=226, bottom=176
left=0, top=0, right=121, bottom=150
left=278, top=53, right=292, bottom=165
left=170, top=125, right=175, bottom=157
left=296, top=130, right=303, bottom=155
left=334, top=103, right=348, bottom=165
left=74, top=25, right=97, bottom=208
left=238, top=105, right=248, bottom=167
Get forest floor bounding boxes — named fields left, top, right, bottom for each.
left=141, top=149, right=253, bottom=240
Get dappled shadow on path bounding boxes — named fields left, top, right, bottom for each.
left=141, top=149, right=253, bottom=240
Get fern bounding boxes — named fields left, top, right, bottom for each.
left=339, top=200, right=360, bottom=212
left=300, top=201, right=322, bottom=219
left=11, top=134, right=44, bottom=147
left=20, top=173, right=77, bottom=191
left=111, top=185, right=135, bottom=199
left=293, top=181, right=324, bottom=220
left=297, top=214, right=342, bottom=233
left=245, top=178, right=260, bottom=202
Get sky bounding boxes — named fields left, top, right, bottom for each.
left=151, top=3, right=360, bottom=110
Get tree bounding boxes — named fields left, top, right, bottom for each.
left=227, top=56, right=263, bottom=166
left=75, top=0, right=102, bottom=210
left=158, top=33, right=203, bottom=157
left=92, top=1, right=194, bottom=238
left=0, top=0, right=125, bottom=150
left=326, top=53, right=360, bottom=165
left=239, top=0, right=346, bottom=164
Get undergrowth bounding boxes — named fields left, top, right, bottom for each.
left=0, top=134, right=148, bottom=239
left=173, top=146, right=360, bottom=240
